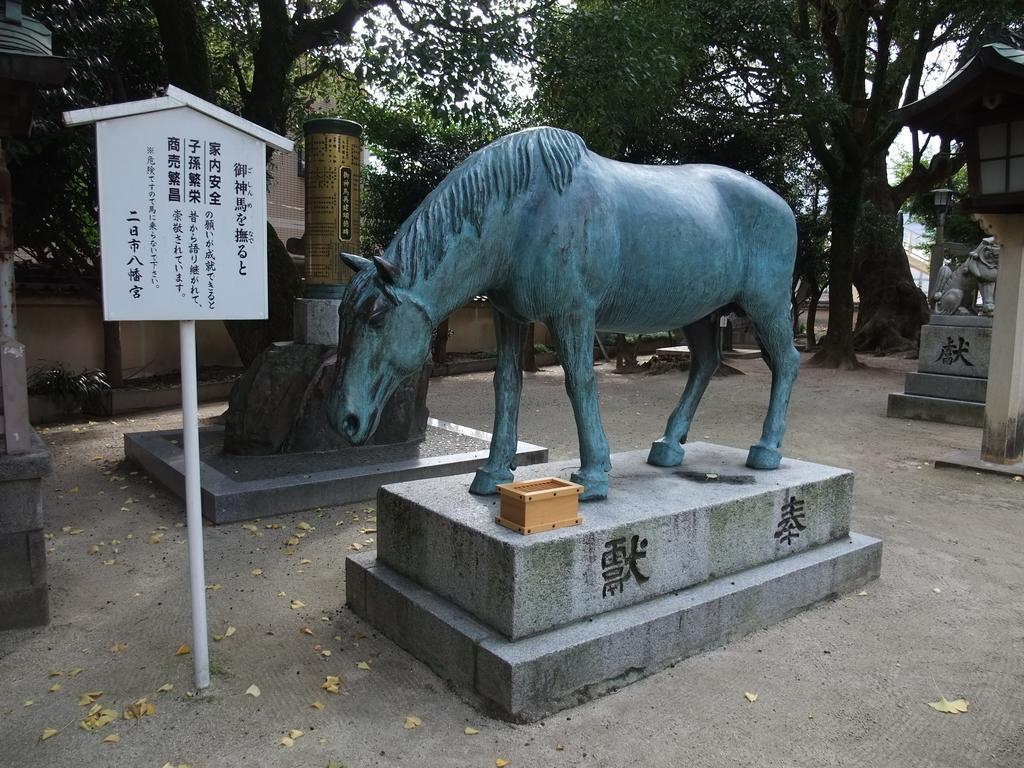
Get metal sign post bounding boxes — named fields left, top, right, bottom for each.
left=179, top=319, right=209, bottom=688
left=65, top=87, right=292, bottom=689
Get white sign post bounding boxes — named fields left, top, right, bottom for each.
left=65, top=87, right=293, bottom=689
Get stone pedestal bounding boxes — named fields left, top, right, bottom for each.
left=293, top=297, right=340, bottom=346
left=0, top=430, right=51, bottom=629
left=887, top=315, right=991, bottom=427
left=346, top=444, right=881, bottom=721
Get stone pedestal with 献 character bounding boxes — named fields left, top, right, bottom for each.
left=346, top=444, right=882, bottom=722
left=887, top=314, right=991, bottom=427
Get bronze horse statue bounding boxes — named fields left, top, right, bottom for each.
left=329, top=127, right=799, bottom=500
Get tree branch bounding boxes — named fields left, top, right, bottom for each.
left=292, top=1, right=381, bottom=54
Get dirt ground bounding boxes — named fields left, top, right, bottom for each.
left=1, top=353, right=1022, bottom=768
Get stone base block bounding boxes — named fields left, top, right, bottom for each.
left=347, top=533, right=882, bottom=722
left=293, top=297, right=341, bottom=346
left=934, top=450, right=1024, bottom=478
left=918, top=323, right=991, bottom=378
left=376, top=445, right=853, bottom=640
left=0, top=530, right=49, bottom=629
left=887, top=392, right=984, bottom=428
left=125, top=419, right=547, bottom=525
left=904, top=372, right=987, bottom=403
left=0, top=430, right=51, bottom=630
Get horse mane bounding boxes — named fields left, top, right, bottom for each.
left=388, top=127, right=587, bottom=282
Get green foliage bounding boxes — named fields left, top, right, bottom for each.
left=10, top=1, right=165, bottom=289
left=532, top=0, right=813, bottom=201
left=893, top=149, right=986, bottom=249
left=349, top=100, right=517, bottom=253
left=27, top=363, right=109, bottom=413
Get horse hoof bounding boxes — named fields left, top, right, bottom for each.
left=469, top=468, right=511, bottom=495
left=746, top=444, right=781, bottom=470
left=571, top=471, right=608, bottom=501
left=647, top=438, right=684, bottom=467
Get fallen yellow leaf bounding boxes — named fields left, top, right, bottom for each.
left=349, top=542, right=364, bottom=551
left=40, top=727, right=59, bottom=741
left=279, top=736, right=294, bottom=747
left=87, top=545, right=100, bottom=555
left=321, top=650, right=332, bottom=657
left=356, top=661, right=371, bottom=670
left=301, top=626, right=314, bottom=636
left=242, top=524, right=261, bottom=536
left=496, top=760, right=511, bottom=767
left=110, top=642, right=128, bottom=653
left=297, top=522, right=313, bottom=531
left=288, top=729, right=304, bottom=739
left=123, top=698, right=155, bottom=720
left=103, top=559, right=116, bottom=565
left=81, top=705, right=118, bottom=730
left=285, top=535, right=300, bottom=546
left=277, top=591, right=287, bottom=597
left=290, top=599, right=305, bottom=610
left=78, top=691, right=104, bottom=706
left=102, top=733, right=121, bottom=744
left=310, top=701, right=325, bottom=710
left=23, top=699, right=34, bottom=707
left=299, top=558, right=312, bottom=566
left=744, top=692, right=758, bottom=702
left=245, top=684, right=261, bottom=697
left=147, top=533, right=163, bottom=544
left=175, top=644, right=191, bottom=656
left=48, top=669, right=62, bottom=677
left=48, top=683, right=61, bottom=693
left=68, top=668, right=84, bottom=677
left=321, top=675, right=342, bottom=694
left=157, top=683, right=173, bottom=693
left=857, top=591, right=869, bottom=596
left=928, top=695, right=969, bottom=714
left=404, top=715, right=422, bottom=730
left=250, top=568, right=263, bottom=577
left=465, top=726, right=480, bottom=735
left=206, top=583, right=222, bottom=591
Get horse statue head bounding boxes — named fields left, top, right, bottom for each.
left=327, top=251, right=433, bottom=444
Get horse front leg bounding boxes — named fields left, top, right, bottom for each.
left=551, top=314, right=611, bottom=501
left=470, top=311, right=529, bottom=495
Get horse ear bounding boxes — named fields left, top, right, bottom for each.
left=340, top=251, right=372, bottom=273
left=380, top=283, right=399, bottom=305
left=372, top=254, right=401, bottom=285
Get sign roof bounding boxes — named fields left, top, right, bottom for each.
left=63, top=85, right=293, bottom=153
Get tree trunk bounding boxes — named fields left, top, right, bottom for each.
left=852, top=156, right=928, bottom=354
left=522, top=322, right=538, bottom=372
left=102, top=321, right=123, bottom=387
left=806, top=285, right=823, bottom=349
left=223, top=224, right=300, bottom=366
left=149, top=0, right=213, bottom=98
left=809, top=177, right=862, bottom=369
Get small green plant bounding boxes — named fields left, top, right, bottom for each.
left=27, top=363, right=109, bottom=414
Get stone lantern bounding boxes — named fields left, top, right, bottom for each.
left=0, top=0, right=68, bottom=629
left=894, top=35, right=1024, bottom=473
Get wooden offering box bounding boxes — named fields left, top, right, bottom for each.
left=495, top=477, right=584, bottom=535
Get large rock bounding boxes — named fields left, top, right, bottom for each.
left=223, top=342, right=429, bottom=455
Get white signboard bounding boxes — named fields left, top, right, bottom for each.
left=96, top=108, right=268, bottom=321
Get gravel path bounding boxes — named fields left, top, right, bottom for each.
left=1, top=353, right=1022, bottom=767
